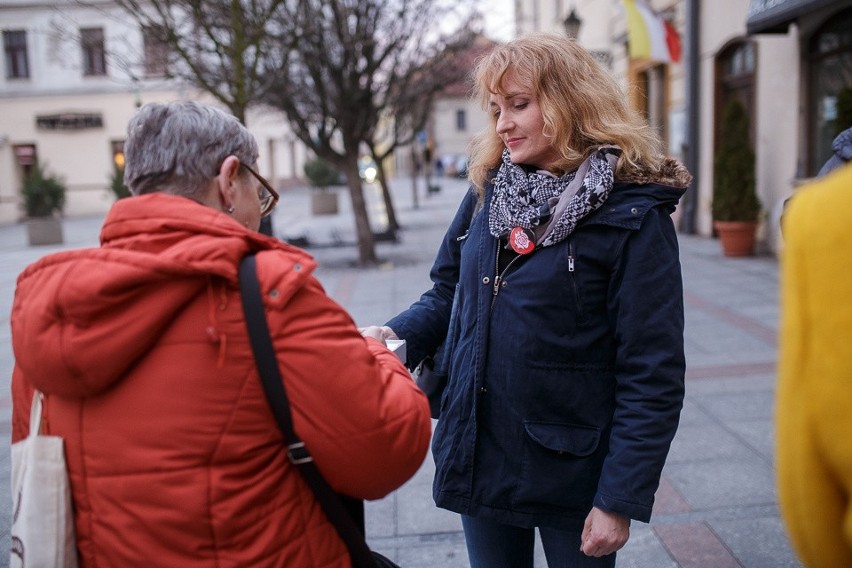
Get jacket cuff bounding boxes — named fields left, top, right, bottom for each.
left=593, top=492, right=652, bottom=523
left=384, top=317, right=423, bottom=369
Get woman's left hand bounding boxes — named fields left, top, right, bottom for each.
left=579, top=507, right=630, bottom=557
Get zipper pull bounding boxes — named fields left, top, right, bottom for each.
left=493, top=275, right=501, bottom=295
left=456, top=231, right=469, bottom=242
left=568, top=240, right=576, bottom=272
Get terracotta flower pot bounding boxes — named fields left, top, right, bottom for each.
left=714, top=220, right=758, bottom=257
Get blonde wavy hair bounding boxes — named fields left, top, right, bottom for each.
left=467, top=33, right=664, bottom=193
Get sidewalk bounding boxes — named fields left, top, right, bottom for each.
left=0, top=176, right=800, bottom=567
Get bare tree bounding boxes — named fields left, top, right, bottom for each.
left=368, top=27, right=482, bottom=228
left=265, top=0, right=476, bottom=266
left=108, top=0, right=288, bottom=123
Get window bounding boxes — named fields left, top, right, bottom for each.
left=808, top=9, right=852, bottom=175
left=714, top=40, right=756, bottom=150
left=456, top=109, right=466, bottom=132
left=637, top=64, right=668, bottom=143
left=81, top=27, right=107, bottom=76
left=13, top=145, right=37, bottom=179
left=4, top=30, right=29, bottom=79
left=143, top=25, right=168, bottom=77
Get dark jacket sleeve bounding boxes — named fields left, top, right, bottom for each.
left=386, top=189, right=479, bottom=368
left=593, top=205, right=686, bottom=522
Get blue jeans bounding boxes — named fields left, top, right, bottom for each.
left=461, top=515, right=616, bottom=568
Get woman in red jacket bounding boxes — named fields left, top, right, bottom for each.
left=10, top=100, right=431, bottom=567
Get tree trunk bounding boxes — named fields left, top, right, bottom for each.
left=342, top=157, right=378, bottom=266
left=410, top=144, right=419, bottom=210
left=375, top=160, right=400, bottom=232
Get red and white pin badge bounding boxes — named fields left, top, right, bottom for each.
left=509, top=227, right=535, bottom=254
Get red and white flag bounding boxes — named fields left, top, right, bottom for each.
left=623, top=0, right=682, bottom=63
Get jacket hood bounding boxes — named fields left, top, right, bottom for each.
left=617, top=157, right=693, bottom=189
left=11, top=193, right=316, bottom=399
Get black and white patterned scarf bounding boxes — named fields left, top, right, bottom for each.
left=488, top=146, right=621, bottom=247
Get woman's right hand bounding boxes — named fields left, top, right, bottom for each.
left=358, top=326, right=399, bottom=345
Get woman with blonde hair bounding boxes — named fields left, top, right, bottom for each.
left=369, top=33, right=691, bottom=567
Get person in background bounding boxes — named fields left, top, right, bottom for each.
left=817, top=126, right=852, bottom=176
left=10, top=100, right=431, bottom=567
left=780, top=126, right=851, bottom=233
left=363, top=33, right=690, bottom=567
left=777, top=162, right=852, bottom=568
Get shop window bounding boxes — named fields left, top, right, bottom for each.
left=81, top=27, right=107, bottom=77
left=3, top=30, right=29, bottom=79
left=808, top=9, right=852, bottom=175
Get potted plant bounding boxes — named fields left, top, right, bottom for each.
left=21, top=162, right=66, bottom=245
left=304, top=157, right=341, bottom=215
left=712, top=99, right=761, bottom=257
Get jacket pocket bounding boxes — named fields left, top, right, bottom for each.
left=566, top=238, right=586, bottom=323
left=513, top=421, right=603, bottom=511
left=524, top=421, right=600, bottom=456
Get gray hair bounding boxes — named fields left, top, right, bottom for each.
left=123, top=100, right=259, bottom=197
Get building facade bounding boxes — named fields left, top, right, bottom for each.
left=513, top=0, right=852, bottom=254
left=0, top=0, right=307, bottom=224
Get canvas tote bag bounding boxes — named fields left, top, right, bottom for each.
left=10, top=391, right=78, bottom=568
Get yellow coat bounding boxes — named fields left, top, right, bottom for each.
left=778, top=162, right=852, bottom=567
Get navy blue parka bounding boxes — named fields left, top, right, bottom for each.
left=387, top=165, right=688, bottom=531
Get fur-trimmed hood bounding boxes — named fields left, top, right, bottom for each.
left=617, top=157, right=693, bottom=189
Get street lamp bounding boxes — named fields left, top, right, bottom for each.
left=563, top=7, right=582, bottom=40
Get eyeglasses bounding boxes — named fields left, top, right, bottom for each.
left=240, top=163, right=279, bottom=217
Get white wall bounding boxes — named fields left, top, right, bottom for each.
left=754, top=32, right=799, bottom=253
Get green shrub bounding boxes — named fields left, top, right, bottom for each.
left=109, top=163, right=131, bottom=200
left=712, top=100, right=760, bottom=222
left=303, top=157, right=341, bottom=190
left=22, top=162, right=66, bottom=218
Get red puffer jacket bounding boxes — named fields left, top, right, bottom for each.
left=10, top=193, right=431, bottom=568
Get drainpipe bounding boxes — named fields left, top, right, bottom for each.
left=680, top=0, right=700, bottom=234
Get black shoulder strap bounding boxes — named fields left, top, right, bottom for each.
left=238, top=254, right=378, bottom=568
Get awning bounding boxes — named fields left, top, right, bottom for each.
left=746, top=0, right=843, bottom=34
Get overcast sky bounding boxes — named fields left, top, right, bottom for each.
left=483, top=0, right=515, bottom=41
